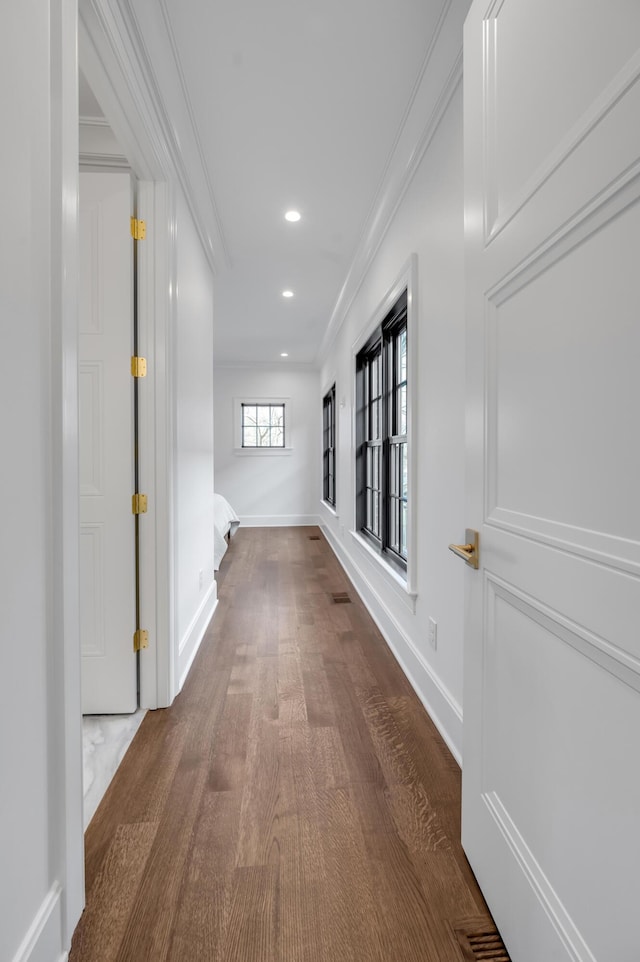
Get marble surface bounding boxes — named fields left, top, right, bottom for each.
left=82, top=709, right=147, bottom=828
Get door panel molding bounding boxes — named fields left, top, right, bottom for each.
left=483, top=177, right=640, bottom=573
left=483, top=5, right=640, bottom=241
left=480, top=792, right=592, bottom=962
left=78, top=361, right=104, bottom=496
left=79, top=524, right=106, bottom=657
left=485, top=510, right=640, bottom=576
left=486, top=573, right=640, bottom=696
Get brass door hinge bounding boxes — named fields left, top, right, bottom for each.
left=132, top=493, right=148, bottom=515
left=131, top=355, right=147, bottom=378
left=130, top=217, right=146, bottom=240
left=133, top=628, right=149, bottom=652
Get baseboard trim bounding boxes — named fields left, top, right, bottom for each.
left=240, top=514, right=320, bottom=527
left=11, top=882, right=65, bottom=962
left=178, top=582, right=218, bottom=692
left=321, top=523, right=463, bottom=764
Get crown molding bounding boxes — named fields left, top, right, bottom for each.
left=79, top=0, right=226, bottom=273
left=79, top=152, right=129, bottom=169
left=79, top=114, right=111, bottom=127
left=316, top=0, right=468, bottom=366
left=117, top=0, right=230, bottom=272
left=114, top=0, right=226, bottom=272
left=213, top=361, right=320, bottom=374
left=157, top=0, right=231, bottom=269
left=79, top=0, right=172, bottom=178
left=79, top=113, right=128, bottom=167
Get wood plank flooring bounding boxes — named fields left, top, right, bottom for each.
left=70, top=526, right=493, bottom=962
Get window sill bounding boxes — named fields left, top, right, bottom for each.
left=349, top=529, right=417, bottom=614
left=321, top=500, right=338, bottom=518
left=234, top=447, right=293, bottom=457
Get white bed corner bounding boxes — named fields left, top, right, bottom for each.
left=214, top=493, right=240, bottom=570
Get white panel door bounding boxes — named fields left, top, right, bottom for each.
left=463, top=5, right=640, bottom=961
left=79, top=171, right=137, bottom=713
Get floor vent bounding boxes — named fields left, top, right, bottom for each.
left=308, top=535, right=321, bottom=540
left=331, top=592, right=351, bottom=604
left=453, top=920, right=511, bottom=962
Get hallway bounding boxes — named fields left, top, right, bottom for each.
left=70, top=527, right=495, bottom=961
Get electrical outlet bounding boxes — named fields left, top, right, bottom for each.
left=199, top=569, right=204, bottom=590
left=428, top=616, right=437, bottom=651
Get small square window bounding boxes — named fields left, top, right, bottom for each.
left=241, top=403, right=285, bottom=448
left=233, top=397, right=292, bottom=455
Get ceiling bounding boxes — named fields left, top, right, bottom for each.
left=80, top=0, right=448, bottom=367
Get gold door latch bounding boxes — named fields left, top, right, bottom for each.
left=448, top=529, right=479, bottom=569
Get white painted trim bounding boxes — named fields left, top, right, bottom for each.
left=321, top=370, right=338, bottom=399
left=483, top=792, right=598, bottom=962
left=79, top=116, right=130, bottom=169
left=166, top=182, right=180, bottom=705
left=322, top=522, right=462, bottom=764
left=79, top=152, right=129, bottom=169
left=138, top=180, right=175, bottom=710
left=11, top=883, right=63, bottom=962
left=317, top=0, right=466, bottom=364
left=351, top=254, right=419, bottom=598
left=78, top=2, right=168, bottom=181
left=234, top=449, right=293, bottom=457
left=78, top=115, right=111, bottom=127
left=80, top=4, right=179, bottom=711
left=214, top=361, right=319, bottom=373
left=52, top=0, right=85, bottom=947
left=83, top=0, right=222, bottom=271
left=321, top=501, right=339, bottom=519
left=156, top=0, right=231, bottom=267
left=241, top=515, right=321, bottom=527
left=178, top=584, right=218, bottom=691
left=349, top=529, right=417, bottom=614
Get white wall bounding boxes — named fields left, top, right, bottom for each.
left=0, top=1, right=84, bottom=960
left=320, top=83, right=466, bottom=760
left=174, top=189, right=217, bottom=689
left=213, top=366, right=321, bottom=526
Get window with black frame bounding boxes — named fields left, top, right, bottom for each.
left=322, top=384, right=336, bottom=507
left=356, top=290, right=407, bottom=571
left=241, top=402, right=285, bottom=448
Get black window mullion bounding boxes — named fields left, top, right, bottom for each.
left=382, top=311, right=407, bottom=569
left=355, top=292, right=407, bottom=570
left=323, top=384, right=336, bottom=506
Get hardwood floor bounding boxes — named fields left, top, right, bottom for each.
left=70, top=526, right=493, bottom=962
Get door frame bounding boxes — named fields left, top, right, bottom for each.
left=79, top=2, right=179, bottom=710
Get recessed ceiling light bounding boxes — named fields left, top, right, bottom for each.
left=282, top=290, right=294, bottom=298
left=280, top=352, right=289, bottom=357
left=285, top=210, right=301, bottom=222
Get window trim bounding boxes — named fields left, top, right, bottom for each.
left=233, top=396, right=293, bottom=455
left=351, top=255, right=417, bottom=601
left=322, top=383, right=336, bottom=508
